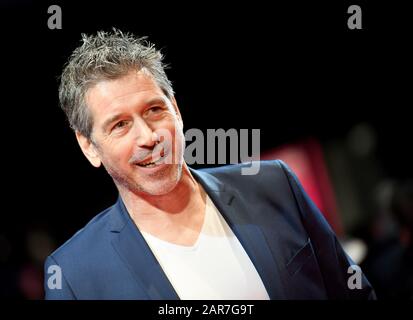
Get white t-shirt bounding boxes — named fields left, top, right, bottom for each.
left=141, top=195, right=270, bottom=300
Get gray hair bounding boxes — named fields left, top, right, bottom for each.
left=58, top=29, right=174, bottom=140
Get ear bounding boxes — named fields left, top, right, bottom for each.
left=170, top=96, right=183, bottom=128
left=75, top=131, right=102, bottom=168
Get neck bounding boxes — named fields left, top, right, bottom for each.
left=118, top=165, right=207, bottom=243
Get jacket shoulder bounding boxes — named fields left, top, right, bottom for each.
left=48, top=203, right=117, bottom=266
left=200, top=160, right=291, bottom=193
left=200, top=159, right=287, bottom=179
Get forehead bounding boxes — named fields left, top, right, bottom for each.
left=85, top=70, right=165, bottom=119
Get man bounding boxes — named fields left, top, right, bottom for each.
left=44, top=29, right=375, bottom=299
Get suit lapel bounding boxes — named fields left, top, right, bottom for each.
left=110, top=198, right=179, bottom=300
left=191, top=169, right=287, bottom=299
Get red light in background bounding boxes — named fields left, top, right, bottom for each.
left=260, top=138, right=343, bottom=236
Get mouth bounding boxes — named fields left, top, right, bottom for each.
left=135, top=150, right=167, bottom=168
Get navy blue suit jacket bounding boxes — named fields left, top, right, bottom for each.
left=44, top=160, right=375, bottom=299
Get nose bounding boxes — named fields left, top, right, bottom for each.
left=134, top=118, right=158, bottom=148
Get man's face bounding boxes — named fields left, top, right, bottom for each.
left=81, top=70, right=185, bottom=196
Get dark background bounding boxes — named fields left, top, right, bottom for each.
left=0, top=0, right=411, bottom=299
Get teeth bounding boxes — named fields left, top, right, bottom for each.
left=138, top=161, right=155, bottom=167
left=136, top=152, right=167, bottom=168
left=141, top=162, right=156, bottom=167
left=138, top=157, right=162, bottom=167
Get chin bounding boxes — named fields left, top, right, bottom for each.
left=138, top=164, right=182, bottom=196
left=144, top=184, right=176, bottom=196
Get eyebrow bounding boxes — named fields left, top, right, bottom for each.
left=101, top=97, right=168, bottom=131
left=102, top=114, right=126, bottom=132
left=145, top=97, right=168, bottom=107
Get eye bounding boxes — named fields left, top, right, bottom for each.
left=113, top=120, right=130, bottom=130
left=148, top=106, right=163, bottom=114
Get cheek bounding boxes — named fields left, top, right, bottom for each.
left=156, top=119, right=181, bottom=143
left=171, top=123, right=184, bottom=148
left=172, top=126, right=185, bottom=159
left=103, top=141, right=134, bottom=166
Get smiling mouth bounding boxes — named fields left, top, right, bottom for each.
left=136, top=150, right=167, bottom=168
